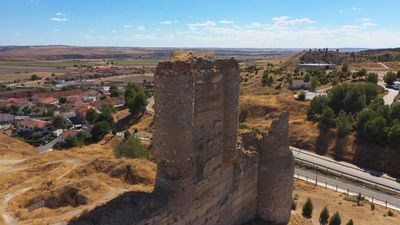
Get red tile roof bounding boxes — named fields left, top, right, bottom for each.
left=61, top=129, right=80, bottom=138
left=37, top=97, right=58, bottom=105
left=17, top=118, right=52, bottom=129
left=90, top=97, right=125, bottom=108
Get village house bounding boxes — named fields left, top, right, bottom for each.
left=75, top=104, right=97, bottom=123
left=36, top=96, right=58, bottom=105
left=32, top=89, right=85, bottom=100
left=16, top=118, right=53, bottom=134
left=91, top=96, right=125, bottom=110
left=0, top=113, right=15, bottom=124
left=290, top=79, right=311, bottom=90
left=0, top=98, right=31, bottom=109
left=297, top=63, right=336, bottom=72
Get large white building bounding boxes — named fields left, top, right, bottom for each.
left=297, top=63, right=336, bottom=72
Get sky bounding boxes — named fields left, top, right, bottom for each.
left=1, top=0, right=400, bottom=48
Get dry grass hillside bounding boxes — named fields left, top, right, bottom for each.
left=0, top=135, right=156, bottom=225
left=0, top=133, right=38, bottom=159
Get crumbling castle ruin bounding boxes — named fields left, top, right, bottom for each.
left=72, top=55, right=294, bottom=225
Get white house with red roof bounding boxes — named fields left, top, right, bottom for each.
left=16, top=118, right=53, bottom=134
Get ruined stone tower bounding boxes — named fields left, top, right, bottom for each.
left=153, top=55, right=240, bottom=224
left=71, top=54, right=294, bottom=225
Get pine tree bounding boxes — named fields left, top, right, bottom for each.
left=345, top=219, right=354, bottom=225
left=302, top=198, right=313, bottom=218
left=319, top=206, right=330, bottom=225
left=329, top=212, right=341, bottom=225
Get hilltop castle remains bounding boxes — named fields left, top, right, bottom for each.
left=72, top=54, right=294, bottom=225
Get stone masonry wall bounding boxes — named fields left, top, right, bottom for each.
left=70, top=56, right=293, bottom=225
left=257, top=112, right=294, bottom=225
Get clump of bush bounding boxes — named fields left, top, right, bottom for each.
left=115, top=133, right=152, bottom=160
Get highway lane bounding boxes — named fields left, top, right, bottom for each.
left=291, top=147, right=400, bottom=192
left=295, top=168, right=400, bottom=210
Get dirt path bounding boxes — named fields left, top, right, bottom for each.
left=378, top=62, right=390, bottom=70
left=1, top=187, right=32, bottom=225
left=0, top=159, right=80, bottom=225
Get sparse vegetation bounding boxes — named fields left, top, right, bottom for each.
left=114, top=135, right=152, bottom=160
left=30, top=74, right=41, bottom=81
left=64, top=133, right=86, bottom=148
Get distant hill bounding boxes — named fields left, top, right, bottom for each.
left=0, top=46, right=173, bottom=60
left=0, top=46, right=298, bottom=60
left=298, top=48, right=400, bottom=65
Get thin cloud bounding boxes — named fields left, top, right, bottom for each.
left=123, top=24, right=133, bottom=28
left=50, top=12, right=68, bottom=22
left=219, top=20, right=234, bottom=24
left=51, top=17, right=68, bottom=22
left=272, top=16, right=315, bottom=29
left=136, top=25, right=146, bottom=31
left=53, top=28, right=60, bottom=32
left=188, top=21, right=216, bottom=30
left=161, top=20, right=178, bottom=25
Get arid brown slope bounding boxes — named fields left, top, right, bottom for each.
left=0, top=133, right=38, bottom=159
left=0, top=135, right=156, bottom=225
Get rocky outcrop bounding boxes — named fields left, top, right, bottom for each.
left=70, top=54, right=293, bottom=225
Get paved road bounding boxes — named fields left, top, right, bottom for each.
left=36, top=137, right=60, bottom=152
left=291, top=147, right=400, bottom=192
left=378, top=62, right=390, bottom=70
left=375, top=70, right=399, bottom=105
left=295, top=168, right=400, bottom=210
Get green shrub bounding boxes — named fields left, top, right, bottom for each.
left=291, top=200, right=297, bottom=210
left=64, top=133, right=85, bottom=148
left=384, top=71, right=397, bottom=85
left=298, top=91, right=306, bottom=101
left=366, top=73, right=378, bottom=83
left=115, top=135, right=152, bottom=160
